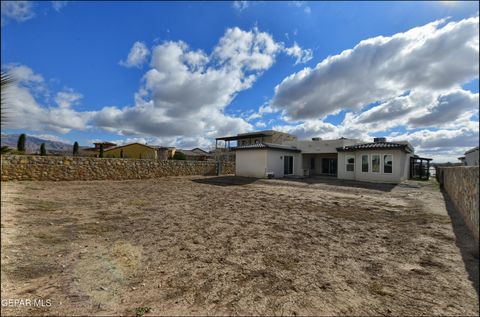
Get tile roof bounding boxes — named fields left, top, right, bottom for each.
left=336, top=141, right=413, bottom=153
left=235, top=142, right=301, bottom=152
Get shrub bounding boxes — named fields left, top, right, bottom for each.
left=99, top=144, right=104, bottom=158
left=173, top=151, right=186, bottom=160
left=120, top=149, right=124, bottom=158
left=17, top=133, right=26, bottom=152
left=73, top=141, right=79, bottom=156
left=40, top=143, right=46, bottom=156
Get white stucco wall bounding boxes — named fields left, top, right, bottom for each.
left=235, top=150, right=267, bottom=177
left=266, top=150, right=301, bottom=178
left=465, top=148, right=479, bottom=166
left=284, top=139, right=364, bottom=154
left=235, top=149, right=301, bottom=178
left=338, top=149, right=410, bottom=183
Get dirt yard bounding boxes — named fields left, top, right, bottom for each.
left=1, top=176, right=478, bottom=316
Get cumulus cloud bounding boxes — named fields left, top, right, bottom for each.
left=284, top=42, right=313, bottom=65
left=119, top=42, right=150, bottom=68
left=55, top=89, right=83, bottom=108
left=1, top=1, right=34, bottom=26
left=3, top=65, right=93, bottom=133
left=94, top=27, right=302, bottom=145
left=271, top=16, right=479, bottom=120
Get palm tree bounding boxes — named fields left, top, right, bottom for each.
left=1, top=72, right=13, bottom=127
left=1, top=72, right=14, bottom=154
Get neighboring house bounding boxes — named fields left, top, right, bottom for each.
left=234, top=134, right=432, bottom=183
left=464, top=146, right=479, bottom=166
left=176, top=148, right=213, bottom=161
left=155, top=146, right=176, bottom=160
left=103, top=143, right=158, bottom=159
left=215, top=130, right=297, bottom=162
left=83, top=141, right=117, bottom=156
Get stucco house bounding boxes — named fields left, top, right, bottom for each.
left=104, top=143, right=158, bottom=159
left=463, top=146, right=479, bottom=166
left=215, top=130, right=297, bottom=162
left=234, top=134, right=431, bottom=183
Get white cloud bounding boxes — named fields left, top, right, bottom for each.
left=119, top=42, right=150, bottom=68
left=232, top=1, right=249, bottom=12
left=94, top=27, right=300, bottom=147
left=1, top=1, right=34, bottom=26
left=284, top=42, right=313, bottom=65
left=55, top=89, right=83, bottom=108
left=255, top=121, right=266, bottom=128
left=51, top=1, right=68, bottom=12
left=4, top=64, right=44, bottom=83
left=33, top=133, right=71, bottom=143
left=271, top=16, right=479, bottom=120
left=3, top=65, right=93, bottom=133
left=290, top=1, right=311, bottom=14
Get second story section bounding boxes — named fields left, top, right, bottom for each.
left=283, top=137, right=364, bottom=154
left=216, top=130, right=298, bottom=148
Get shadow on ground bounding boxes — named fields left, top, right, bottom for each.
left=192, top=176, right=258, bottom=186
left=441, top=189, right=479, bottom=297
left=275, top=176, right=398, bottom=192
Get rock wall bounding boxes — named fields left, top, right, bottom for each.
left=1, top=155, right=235, bottom=181
left=437, top=166, right=479, bottom=242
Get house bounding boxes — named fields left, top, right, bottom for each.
left=83, top=141, right=117, bottom=156
left=215, top=130, right=297, bottom=161
left=463, top=146, right=479, bottom=166
left=233, top=133, right=432, bottom=183
left=176, top=148, right=213, bottom=161
left=103, top=143, right=158, bottom=159
left=155, top=146, right=176, bottom=160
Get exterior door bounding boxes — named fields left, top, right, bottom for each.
left=321, top=158, right=337, bottom=175
left=284, top=156, right=293, bottom=175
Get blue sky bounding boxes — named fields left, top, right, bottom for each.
left=1, top=1, right=479, bottom=161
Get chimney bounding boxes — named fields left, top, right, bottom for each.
left=312, top=137, right=322, bottom=141
left=374, top=137, right=386, bottom=143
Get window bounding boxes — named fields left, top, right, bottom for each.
left=372, top=155, right=380, bottom=173
left=361, top=155, right=369, bottom=172
left=346, top=155, right=355, bottom=172
left=241, top=140, right=247, bottom=145
left=384, top=154, right=393, bottom=173
left=255, top=139, right=260, bottom=144
left=310, top=157, right=315, bottom=170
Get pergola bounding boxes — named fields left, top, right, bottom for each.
left=215, top=133, right=269, bottom=150
left=410, top=156, right=433, bottom=180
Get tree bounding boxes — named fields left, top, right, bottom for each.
left=173, top=151, right=186, bottom=160
left=99, top=144, right=104, bottom=158
left=73, top=142, right=79, bottom=156
left=17, top=133, right=26, bottom=152
left=40, top=143, right=46, bottom=156
left=120, top=149, right=124, bottom=158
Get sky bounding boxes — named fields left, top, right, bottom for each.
left=1, top=0, right=478, bottom=162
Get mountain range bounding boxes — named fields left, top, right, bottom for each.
left=1, top=134, right=74, bottom=154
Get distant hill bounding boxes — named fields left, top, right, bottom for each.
left=1, top=134, right=74, bottom=154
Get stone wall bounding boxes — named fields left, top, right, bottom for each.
left=1, top=155, right=235, bottom=181
left=437, top=166, right=479, bottom=242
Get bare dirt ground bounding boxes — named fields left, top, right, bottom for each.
left=1, top=176, right=478, bottom=316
